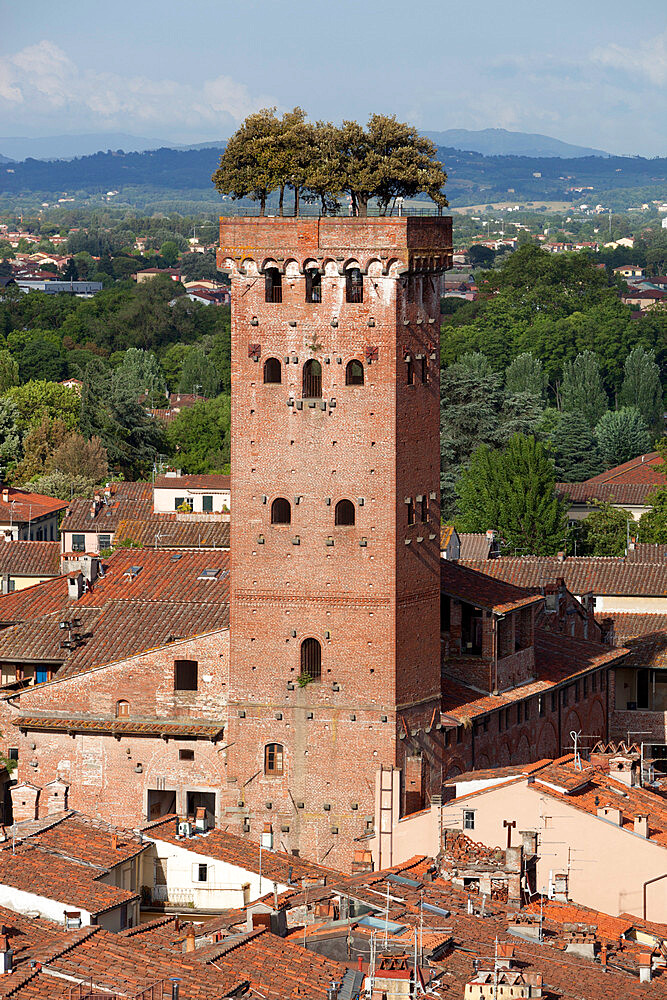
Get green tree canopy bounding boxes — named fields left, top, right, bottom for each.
left=456, top=434, right=567, bottom=556
left=0, top=398, right=23, bottom=470
left=575, top=500, right=629, bottom=556
left=166, top=394, right=231, bottom=474
left=0, top=350, right=19, bottom=394
left=5, top=380, right=80, bottom=432
left=561, top=350, right=608, bottom=428
left=620, top=345, right=663, bottom=438
left=638, top=488, right=667, bottom=544
left=549, top=411, right=604, bottom=481
left=179, top=347, right=220, bottom=398
left=595, top=406, right=652, bottom=467
left=505, top=352, right=547, bottom=399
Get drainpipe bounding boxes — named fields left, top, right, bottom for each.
left=643, top=873, right=667, bottom=920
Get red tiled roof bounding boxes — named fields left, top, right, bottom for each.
left=459, top=532, right=495, bottom=560
left=583, top=452, right=664, bottom=486
left=443, top=761, right=549, bottom=785
left=460, top=556, right=667, bottom=597
left=62, top=481, right=153, bottom=532
left=144, top=816, right=338, bottom=887
left=523, top=898, right=633, bottom=942
left=15, top=812, right=148, bottom=869
left=0, top=541, right=60, bottom=577
left=0, top=844, right=137, bottom=916
left=599, top=612, right=667, bottom=641
left=114, top=516, right=229, bottom=549
left=626, top=543, right=667, bottom=564
left=154, top=474, right=230, bottom=490
left=556, top=482, right=661, bottom=505
left=441, top=560, right=542, bottom=614
left=0, top=488, right=67, bottom=523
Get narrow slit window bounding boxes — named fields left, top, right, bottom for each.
left=264, top=268, right=282, bottom=303
left=305, top=269, right=322, bottom=303
left=406, top=359, right=414, bottom=385
left=345, top=268, right=363, bottom=303
left=300, top=638, right=322, bottom=682
left=407, top=499, right=415, bottom=525
left=263, top=357, right=282, bottom=384
left=303, top=359, right=322, bottom=399
left=420, top=496, right=429, bottom=522
left=345, top=360, right=364, bottom=386
left=421, top=357, right=428, bottom=383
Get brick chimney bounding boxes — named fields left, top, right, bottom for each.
left=10, top=783, right=39, bottom=822
left=45, top=779, right=68, bottom=815
left=638, top=952, right=653, bottom=983
left=597, top=805, right=623, bottom=826
left=185, top=925, right=196, bottom=953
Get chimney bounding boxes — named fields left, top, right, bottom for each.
left=597, top=805, right=623, bottom=826
left=185, top=925, right=196, bottom=953
left=556, top=551, right=565, bottom=563
left=261, top=823, right=273, bottom=849
left=0, top=935, right=13, bottom=975
left=45, top=779, right=69, bottom=815
left=634, top=815, right=649, bottom=838
left=1, top=490, right=8, bottom=504
left=520, top=830, right=538, bottom=854
left=67, top=572, right=84, bottom=601
left=111, top=833, right=118, bottom=851
left=171, top=980, right=180, bottom=1000
left=599, top=942, right=607, bottom=967
left=638, top=953, right=653, bottom=983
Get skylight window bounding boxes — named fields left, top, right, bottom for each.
left=197, top=568, right=220, bottom=580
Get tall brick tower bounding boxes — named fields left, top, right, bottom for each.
left=218, top=216, right=452, bottom=866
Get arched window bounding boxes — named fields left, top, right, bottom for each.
left=264, top=267, right=282, bottom=303
left=300, top=638, right=322, bottom=682
left=346, top=267, right=363, bottom=303
left=420, top=495, right=429, bottom=522
left=116, top=700, right=130, bottom=718
left=345, top=360, right=364, bottom=386
left=271, top=498, right=291, bottom=524
left=263, top=357, right=282, bottom=384
left=335, top=499, right=355, bottom=526
left=305, top=268, right=322, bottom=303
left=264, top=743, right=284, bottom=776
left=302, top=359, right=322, bottom=399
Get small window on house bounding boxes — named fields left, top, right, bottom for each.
left=406, top=359, right=414, bottom=385
left=265, top=268, right=282, bottom=303
left=179, top=749, right=195, bottom=761
left=407, top=499, right=415, bottom=525
left=538, top=696, right=545, bottom=717
left=202, top=495, right=213, bottom=513
left=335, top=499, right=355, bottom=526
left=345, top=360, right=364, bottom=386
left=98, top=534, right=111, bottom=551
left=421, top=357, right=428, bottom=383
left=174, top=659, right=198, bottom=691
left=196, top=863, right=208, bottom=882
left=6, top=580, right=15, bottom=593
left=175, top=497, right=193, bottom=512
left=72, top=534, right=85, bottom=553
left=264, top=742, right=284, bottom=776
left=420, top=496, right=429, bottom=523
left=271, top=497, right=291, bottom=524
left=345, top=267, right=363, bottom=303
left=116, top=700, right=130, bottom=718
left=300, top=637, right=322, bottom=682
left=302, top=359, right=322, bottom=398
left=305, top=268, right=322, bottom=303
left=263, top=357, right=282, bottom=384
left=7, top=748, right=18, bottom=761
left=463, top=810, right=475, bottom=830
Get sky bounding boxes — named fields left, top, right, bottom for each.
left=1, top=0, right=665, bottom=156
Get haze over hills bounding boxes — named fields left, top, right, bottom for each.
left=423, top=128, right=610, bottom=159
left=0, top=133, right=176, bottom=162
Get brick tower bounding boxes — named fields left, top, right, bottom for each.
left=218, top=216, right=453, bottom=866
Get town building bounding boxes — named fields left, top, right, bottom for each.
left=0, top=487, right=67, bottom=542
left=0, top=541, right=60, bottom=594
left=557, top=451, right=666, bottom=523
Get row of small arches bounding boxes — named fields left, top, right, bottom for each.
left=265, top=266, right=364, bottom=303
left=264, top=357, right=363, bottom=394
left=224, top=256, right=405, bottom=279
left=271, top=497, right=355, bottom=526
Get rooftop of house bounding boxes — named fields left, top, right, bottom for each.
left=556, top=481, right=662, bottom=505
left=61, top=481, right=153, bottom=533
left=8, top=811, right=148, bottom=870
left=143, top=815, right=339, bottom=887
left=0, top=541, right=60, bottom=577
left=460, top=555, right=667, bottom=597
left=0, top=487, right=67, bottom=524
left=153, top=473, right=231, bottom=490
left=598, top=612, right=667, bottom=642
left=114, top=516, right=229, bottom=550
left=440, top=559, right=542, bottom=614
left=626, top=543, right=667, bottom=564
left=583, top=452, right=664, bottom=487
left=441, top=629, right=625, bottom=721
left=0, top=844, right=138, bottom=917
left=443, top=761, right=551, bottom=785
left=459, top=531, right=499, bottom=560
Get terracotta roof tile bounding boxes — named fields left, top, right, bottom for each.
left=441, top=560, right=542, bottom=614
left=0, top=542, right=60, bottom=578
left=154, top=474, right=230, bottom=490
left=14, top=716, right=224, bottom=739
left=62, top=481, right=153, bottom=532
left=583, top=452, right=664, bottom=486
left=459, top=532, right=495, bottom=560
left=460, top=555, right=667, bottom=597
left=115, top=516, right=229, bottom=549
left=16, top=813, right=148, bottom=870
left=556, top=481, right=662, bottom=505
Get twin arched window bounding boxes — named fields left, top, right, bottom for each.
left=263, top=357, right=282, bottom=383
left=301, top=637, right=322, bottom=682
left=271, top=497, right=291, bottom=524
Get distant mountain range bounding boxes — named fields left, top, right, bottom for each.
left=0, top=127, right=613, bottom=163
left=423, top=128, right=609, bottom=159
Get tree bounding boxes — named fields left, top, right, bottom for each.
left=113, top=348, right=166, bottom=404
left=161, top=343, right=192, bottom=390
left=166, top=394, right=231, bottom=473
left=179, top=348, right=220, bottom=398
left=5, top=380, right=80, bottom=432
left=0, top=398, right=23, bottom=469
left=639, top=488, right=667, bottom=544
left=212, top=107, right=283, bottom=215
left=497, top=392, right=545, bottom=443
left=561, top=350, right=608, bottom=428
left=505, top=352, right=547, bottom=399
left=29, top=470, right=101, bottom=501
left=49, top=432, right=108, bottom=481
left=159, top=241, right=180, bottom=267
left=179, top=252, right=220, bottom=282
left=595, top=406, right=651, bottom=467
left=620, top=345, right=663, bottom=438
left=576, top=500, right=629, bottom=556
left=12, top=416, right=68, bottom=483
left=105, top=380, right=165, bottom=479
left=468, top=245, right=496, bottom=268
left=549, top=411, right=604, bottom=481
left=0, top=350, right=19, bottom=393
left=456, top=435, right=567, bottom=556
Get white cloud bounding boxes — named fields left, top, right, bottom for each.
left=0, top=40, right=275, bottom=133
left=592, top=30, right=667, bottom=87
